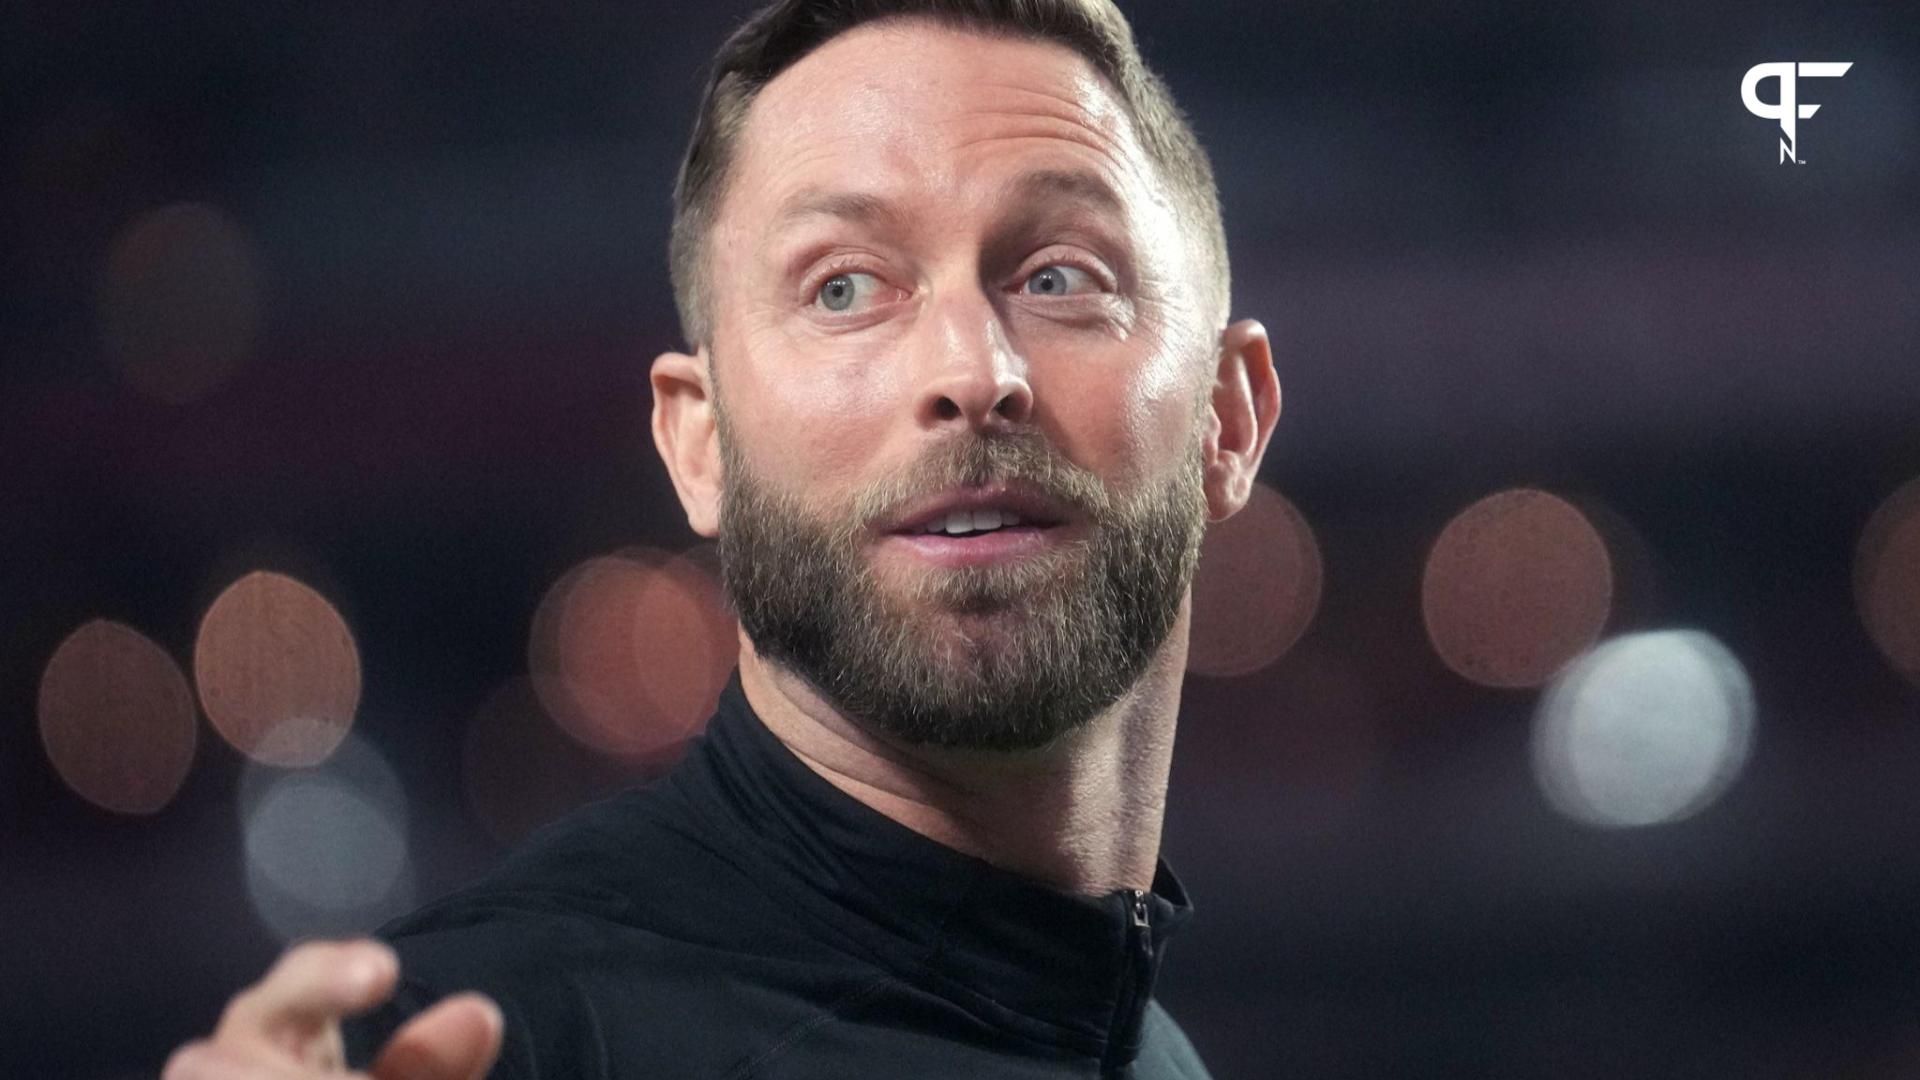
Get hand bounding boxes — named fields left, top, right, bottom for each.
left=163, top=938, right=503, bottom=1079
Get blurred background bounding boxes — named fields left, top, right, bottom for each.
left=3, top=1, right=1918, bottom=1076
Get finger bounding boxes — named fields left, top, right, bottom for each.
left=164, top=1037, right=367, bottom=1080
left=217, top=939, right=399, bottom=1042
left=371, top=993, right=504, bottom=1080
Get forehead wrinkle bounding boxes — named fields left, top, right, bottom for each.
left=946, top=117, right=1127, bottom=163
left=941, top=93, right=1143, bottom=195
left=967, top=78, right=1131, bottom=138
left=749, top=119, right=879, bottom=182
left=943, top=112, right=1140, bottom=196
left=946, top=81, right=1131, bottom=147
left=729, top=134, right=911, bottom=268
left=971, top=74, right=1123, bottom=115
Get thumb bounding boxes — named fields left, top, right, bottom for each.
left=371, top=993, right=504, bottom=1080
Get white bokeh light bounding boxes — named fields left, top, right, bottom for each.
left=1532, top=630, right=1755, bottom=829
left=240, top=734, right=414, bottom=941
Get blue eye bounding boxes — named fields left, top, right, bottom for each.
left=1023, top=264, right=1096, bottom=296
left=815, top=272, right=880, bottom=312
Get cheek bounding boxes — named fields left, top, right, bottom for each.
left=731, top=321, right=906, bottom=489
left=709, top=231, right=905, bottom=488
left=1134, top=343, right=1204, bottom=459
left=1038, top=341, right=1199, bottom=489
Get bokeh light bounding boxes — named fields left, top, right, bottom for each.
left=36, top=620, right=198, bottom=815
left=1856, top=476, right=1920, bottom=683
left=650, top=547, right=738, bottom=731
left=1532, top=630, right=1755, bottom=829
left=1187, top=482, right=1324, bottom=678
left=97, top=202, right=261, bottom=404
left=240, top=734, right=414, bottom=942
left=1422, top=488, right=1615, bottom=688
left=528, top=547, right=735, bottom=758
left=194, top=570, right=361, bottom=767
left=462, top=679, right=665, bottom=846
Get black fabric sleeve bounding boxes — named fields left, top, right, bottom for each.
left=340, top=939, right=545, bottom=1080
left=340, top=974, right=535, bottom=1080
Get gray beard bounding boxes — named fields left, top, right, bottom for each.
left=715, top=409, right=1206, bottom=752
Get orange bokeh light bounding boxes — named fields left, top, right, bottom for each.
left=1422, top=488, right=1614, bottom=688
left=529, top=547, right=736, bottom=758
left=37, top=620, right=198, bottom=814
left=1187, top=482, right=1324, bottom=678
left=1856, top=476, right=1920, bottom=683
left=194, top=570, right=362, bottom=766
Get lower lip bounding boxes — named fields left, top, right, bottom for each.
left=880, top=525, right=1066, bottom=568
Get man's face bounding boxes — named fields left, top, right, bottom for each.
left=702, top=20, right=1218, bottom=751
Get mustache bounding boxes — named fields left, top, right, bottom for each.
left=851, top=430, right=1111, bottom=532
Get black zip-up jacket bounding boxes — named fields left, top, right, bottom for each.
left=343, top=672, right=1213, bottom=1078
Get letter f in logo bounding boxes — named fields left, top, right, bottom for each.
left=1742, top=62, right=1853, bottom=163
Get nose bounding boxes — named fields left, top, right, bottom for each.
left=912, top=290, right=1034, bottom=431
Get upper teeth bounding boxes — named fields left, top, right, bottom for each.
left=924, top=508, right=1023, bottom=534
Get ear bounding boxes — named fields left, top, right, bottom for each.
left=1201, top=319, right=1282, bottom=523
left=650, top=347, right=723, bottom=538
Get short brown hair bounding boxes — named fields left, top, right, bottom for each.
left=667, top=0, right=1230, bottom=348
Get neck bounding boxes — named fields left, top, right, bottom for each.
left=736, top=600, right=1191, bottom=898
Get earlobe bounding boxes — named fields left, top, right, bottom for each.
left=1202, top=319, right=1282, bottom=523
left=650, top=347, right=724, bottom=538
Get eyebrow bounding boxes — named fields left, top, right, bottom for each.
left=770, top=168, right=1127, bottom=233
left=1001, top=168, right=1126, bottom=216
left=772, top=188, right=905, bottom=231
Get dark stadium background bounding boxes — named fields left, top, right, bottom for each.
left=3, top=1, right=1917, bottom=1075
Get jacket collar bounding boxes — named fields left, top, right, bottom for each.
left=674, top=669, right=1195, bottom=1059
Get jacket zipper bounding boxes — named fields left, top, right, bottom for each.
left=1099, top=888, right=1153, bottom=1077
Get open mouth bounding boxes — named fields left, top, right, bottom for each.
left=882, top=510, right=1071, bottom=570
left=899, top=508, right=1041, bottom=538
left=876, top=484, right=1077, bottom=567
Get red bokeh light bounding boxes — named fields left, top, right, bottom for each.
left=1187, top=482, right=1324, bottom=678
left=1856, top=476, right=1920, bottom=683
left=194, top=570, right=362, bottom=766
left=529, top=547, right=736, bottom=758
left=1422, top=488, right=1614, bottom=688
left=37, top=620, right=198, bottom=815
